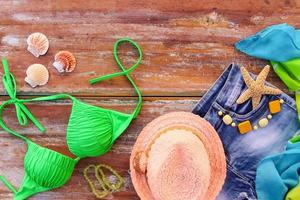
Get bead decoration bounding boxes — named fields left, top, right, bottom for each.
left=217, top=98, right=283, bottom=134
left=83, top=164, right=124, bottom=199
left=238, top=121, right=252, bottom=134
left=222, top=115, right=233, bottom=125
left=258, top=118, right=268, bottom=128
left=280, top=99, right=284, bottom=104
left=269, top=100, right=281, bottom=114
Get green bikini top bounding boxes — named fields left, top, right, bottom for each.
left=0, top=38, right=142, bottom=200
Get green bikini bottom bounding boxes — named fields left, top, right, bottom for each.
left=1, top=140, right=79, bottom=200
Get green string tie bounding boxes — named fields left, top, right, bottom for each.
left=89, top=38, right=143, bottom=119
left=0, top=175, right=17, bottom=194
left=1, top=58, right=45, bottom=132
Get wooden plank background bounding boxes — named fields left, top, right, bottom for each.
left=0, top=0, right=298, bottom=199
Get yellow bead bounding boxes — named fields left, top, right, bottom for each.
left=223, top=115, right=233, bottom=125
left=280, top=99, right=284, bottom=104
left=238, top=121, right=252, bottom=134
left=253, top=125, right=258, bottom=130
left=267, top=114, right=272, bottom=119
left=231, top=122, right=236, bottom=127
left=218, top=111, right=223, bottom=116
left=258, top=118, right=268, bottom=128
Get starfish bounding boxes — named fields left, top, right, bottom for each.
left=236, top=65, right=282, bottom=109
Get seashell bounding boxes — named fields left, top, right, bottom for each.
left=27, top=32, right=49, bottom=57
left=53, top=51, right=76, bottom=73
left=25, top=64, right=49, bottom=88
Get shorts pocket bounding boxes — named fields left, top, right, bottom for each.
left=212, top=95, right=275, bottom=123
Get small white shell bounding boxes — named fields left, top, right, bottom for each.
left=53, top=51, right=76, bottom=73
left=25, top=64, right=49, bottom=88
left=27, top=32, right=49, bottom=57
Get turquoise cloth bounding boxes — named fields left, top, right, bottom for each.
left=235, top=23, right=300, bottom=62
left=256, top=139, right=300, bottom=200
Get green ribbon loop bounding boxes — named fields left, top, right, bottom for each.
left=1, top=58, right=45, bottom=132
left=89, top=38, right=142, bottom=84
left=89, top=38, right=143, bottom=118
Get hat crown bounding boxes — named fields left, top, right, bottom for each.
left=130, top=112, right=226, bottom=200
left=147, top=129, right=211, bottom=200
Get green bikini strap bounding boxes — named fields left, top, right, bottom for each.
left=89, top=38, right=142, bottom=118
left=0, top=100, right=29, bottom=141
left=0, top=175, right=17, bottom=194
left=28, top=93, right=74, bottom=103
left=1, top=58, right=46, bottom=134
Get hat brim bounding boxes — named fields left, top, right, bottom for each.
left=130, top=112, right=226, bottom=200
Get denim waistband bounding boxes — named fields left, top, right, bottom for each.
left=193, top=63, right=296, bottom=117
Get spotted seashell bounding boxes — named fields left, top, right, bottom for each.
left=27, top=32, right=49, bottom=57
left=53, top=51, right=76, bottom=73
left=25, top=64, right=49, bottom=88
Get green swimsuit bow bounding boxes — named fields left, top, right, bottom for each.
left=0, top=38, right=142, bottom=200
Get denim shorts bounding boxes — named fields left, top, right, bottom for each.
left=192, top=64, right=300, bottom=200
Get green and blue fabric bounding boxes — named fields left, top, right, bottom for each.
left=235, top=23, right=300, bottom=120
left=0, top=38, right=143, bottom=200
left=271, top=59, right=300, bottom=120
left=235, top=23, right=300, bottom=62
left=286, top=177, right=300, bottom=200
left=255, top=135, right=300, bottom=200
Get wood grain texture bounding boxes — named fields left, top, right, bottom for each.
left=0, top=0, right=298, bottom=199
left=0, top=0, right=294, bottom=97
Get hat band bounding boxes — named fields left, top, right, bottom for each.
left=133, top=125, right=204, bottom=174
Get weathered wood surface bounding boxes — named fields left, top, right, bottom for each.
left=0, top=0, right=299, bottom=199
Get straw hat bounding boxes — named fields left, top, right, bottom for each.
left=130, top=112, right=226, bottom=200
